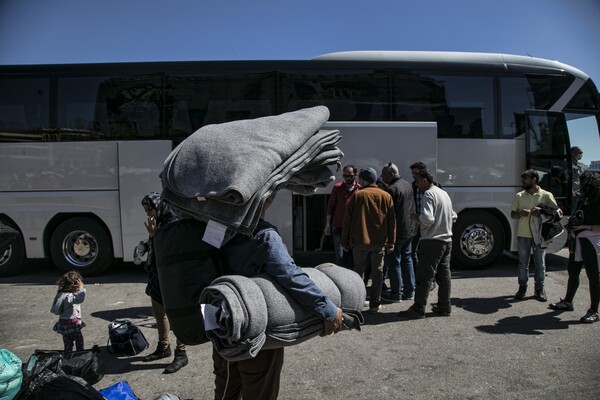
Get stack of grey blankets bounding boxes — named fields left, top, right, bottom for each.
left=160, top=106, right=343, bottom=238
left=200, top=263, right=366, bottom=361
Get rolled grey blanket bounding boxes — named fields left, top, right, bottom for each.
left=200, top=264, right=365, bottom=361
left=200, top=275, right=268, bottom=360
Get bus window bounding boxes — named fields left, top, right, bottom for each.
left=0, top=78, right=49, bottom=141
left=58, top=76, right=107, bottom=140
left=165, top=72, right=277, bottom=140
left=501, top=75, right=574, bottom=138
left=281, top=70, right=390, bottom=121
left=566, top=114, right=600, bottom=172
left=94, top=75, right=163, bottom=139
left=392, top=73, right=494, bottom=138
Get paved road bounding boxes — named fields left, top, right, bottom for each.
left=1, top=250, right=599, bottom=400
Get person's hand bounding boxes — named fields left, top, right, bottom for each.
left=144, top=216, right=157, bottom=236
left=410, top=213, right=420, bottom=223
left=323, top=225, right=331, bottom=235
left=385, top=243, right=395, bottom=254
left=76, top=278, right=84, bottom=289
left=321, top=308, right=343, bottom=336
left=519, top=209, right=531, bottom=217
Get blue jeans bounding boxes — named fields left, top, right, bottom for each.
left=385, top=238, right=415, bottom=299
left=517, top=237, right=546, bottom=290
left=331, top=227, right=343, bottom=265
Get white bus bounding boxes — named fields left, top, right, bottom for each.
left=1, top=51, right=599, bottom=276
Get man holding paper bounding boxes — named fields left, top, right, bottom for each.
left=212, top=192, right=344, bottom=400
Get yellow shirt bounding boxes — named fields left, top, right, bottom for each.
left=511, top=187, right=557, bottom=238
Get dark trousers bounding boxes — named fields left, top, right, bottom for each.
left=413, top=239, right=452, bottom=313
left=213, top=347, right=284, bottom=400
left=61, top=330, right=84, bottom=352
left=565, top=238, right=600, bottom=312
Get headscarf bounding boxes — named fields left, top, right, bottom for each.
left=141, top=192, right=176, bottom=227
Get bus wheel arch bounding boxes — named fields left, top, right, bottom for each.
left=451, top=209, right=507, bottom=269
left=0, top=216, right=26, bottom=277
left=49, top=216, right=113, bottom=276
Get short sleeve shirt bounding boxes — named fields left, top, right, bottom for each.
left=511, top=187, right=557, bottom=238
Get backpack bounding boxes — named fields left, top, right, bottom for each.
left=106, top=320, right=149, bottom=356
left=0, top=349, right=22, bottom=400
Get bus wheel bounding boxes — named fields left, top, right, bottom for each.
left=0, top=221, right=25, bottom=277
left=50, top=217, right=113, bottom=276
left=452, top=212, right=504, bottom=269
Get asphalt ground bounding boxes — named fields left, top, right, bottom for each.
left=1, top=249, right=599, bottom=400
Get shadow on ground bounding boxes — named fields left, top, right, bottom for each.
left=475, top=309, right=576, bottom=335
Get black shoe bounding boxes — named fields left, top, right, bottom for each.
left=535, top=288, right=547, bottom=302
left=381, top=293, right=402, bottom=303
left=580, top=309, right=599, bottom=324
left=431, top=303, right=451, bottom=316
left=397, top=306, right=425, bottom=319
left=548, top=299, right=574, bottom=311
left=514, top=285, right=527, bottom=300
left=143, top=344, right=171, bottom=362
left=163, top=349, right=188, bottom=374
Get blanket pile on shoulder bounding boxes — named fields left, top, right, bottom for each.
left=160, top=106, right=343, bottom=238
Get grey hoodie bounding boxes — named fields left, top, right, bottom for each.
left=51, top=289, right=86, bottom=320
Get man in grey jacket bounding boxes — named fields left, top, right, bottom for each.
left=398, top=169, right=456, bottom=318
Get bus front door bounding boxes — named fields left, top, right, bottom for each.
left=524, top=110, right=569, bottom=253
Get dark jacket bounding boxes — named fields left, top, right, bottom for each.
left=386, top=177, right=416, bottom=240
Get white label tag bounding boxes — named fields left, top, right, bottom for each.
left=201, top=303, right=220, bottom=331
left=202, top=220, right=227, bottom=248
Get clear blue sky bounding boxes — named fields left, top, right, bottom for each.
left=1, top=0, right=598, bottom=81
left=1, top=0, right=599, bottom=162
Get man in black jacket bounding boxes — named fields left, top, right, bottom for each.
left=381, top=163, right=417, bottom=302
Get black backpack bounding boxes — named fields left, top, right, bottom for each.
left=106, top=320, right=149, bottom=356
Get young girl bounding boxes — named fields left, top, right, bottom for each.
left=51, top=270, right=86, bottom=352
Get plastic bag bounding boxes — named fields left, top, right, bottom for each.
left=0, top=349, right=22, bottom=400
left=99, top=381, right=139, bottom=400
left=32, top=345, right=103, bottom=385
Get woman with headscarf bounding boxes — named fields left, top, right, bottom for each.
left=139, top=192, right=189, bottom=373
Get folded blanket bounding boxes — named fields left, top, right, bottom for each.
left=160, top=106, right=343, bottom=237
left=200, top=264, right=365, bottom=361
left=162, top=106, right=334, bottom=204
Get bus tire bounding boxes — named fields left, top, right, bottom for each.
left=0, top=221, right=25, bottom=277
left=452, top=212, right=505, bottom=269
left=50, top=217, right=113, bottom=276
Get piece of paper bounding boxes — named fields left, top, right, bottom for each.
left=202, top=219, right=227, bottom=248
left=201, top=303, right=220, bottom=331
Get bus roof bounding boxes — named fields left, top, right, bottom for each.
left=0, top=51, right=591, bottom=82
left=313, top=51, right=590, bottom=81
